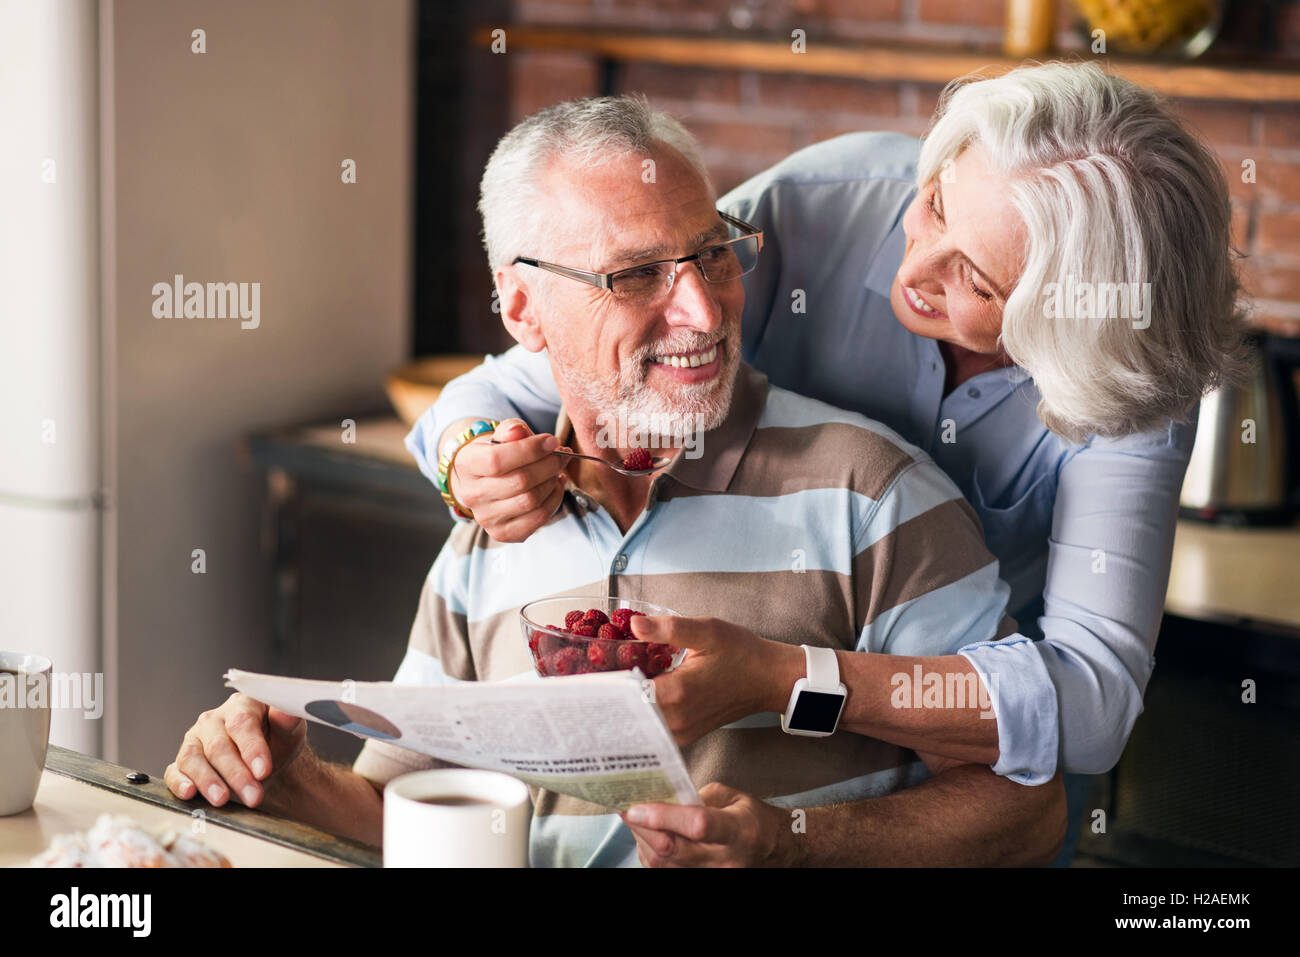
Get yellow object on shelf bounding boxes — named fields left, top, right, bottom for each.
left=1005, top=0, right=1056, bottom=57
left=1071, top=0, right=1221, bottom=56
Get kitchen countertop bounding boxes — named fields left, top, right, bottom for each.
left=1165, top=518, right=1300, bottom=633
left=244, top=414, right=441, bottom=503
left=1, top=774, right=339, bottom=867
left=2, top=746, right=379, bottom=867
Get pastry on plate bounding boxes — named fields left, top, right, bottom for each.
left=22, top=814, right=232, bottom=868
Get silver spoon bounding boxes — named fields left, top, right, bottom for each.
left=488, top=440, right=668, bottom=477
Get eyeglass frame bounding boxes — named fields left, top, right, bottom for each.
left=510, top=210, right=764, bottom=295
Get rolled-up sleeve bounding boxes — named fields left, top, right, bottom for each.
left=960, top=418, right=1195, bottom=782
left=958, top=637, right=1058, bottom=785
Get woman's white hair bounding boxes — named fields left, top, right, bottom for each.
left=919, top=60, right=1250, bottom=441
left=478, top=94, right=712, bottom=271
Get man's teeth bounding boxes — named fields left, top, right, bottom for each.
left=650, top=345, right=718, bottom=368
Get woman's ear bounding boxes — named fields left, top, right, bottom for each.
left=495, top=267, right=546, bottom=352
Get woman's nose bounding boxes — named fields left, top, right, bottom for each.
left=896, top=237, right=932, bottom=290
left=898, top=210, right=943, bottom=292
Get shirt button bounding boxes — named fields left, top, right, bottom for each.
left=967, top=386, right=981, bottom=399
left=613, top=554, right=628, bottom=572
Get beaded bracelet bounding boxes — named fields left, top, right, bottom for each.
left=435, top=419, right=500, bottom=520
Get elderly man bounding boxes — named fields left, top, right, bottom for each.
left=165, top=96, right=1065, bottom=867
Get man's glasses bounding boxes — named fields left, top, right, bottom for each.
left=512, top=211, right=763, bottom=306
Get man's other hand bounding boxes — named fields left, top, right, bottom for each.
left=165, top=693, right=307, bottom=809
left=621, top=783, right=790, bottom=867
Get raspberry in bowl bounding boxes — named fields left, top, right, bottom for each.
left=520, top=597, right=685, bottom=678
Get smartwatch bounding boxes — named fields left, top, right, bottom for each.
left=781, top=645, right=848, bottom=737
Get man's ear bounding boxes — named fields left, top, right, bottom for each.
left=496, top=266, right=546, bottom=353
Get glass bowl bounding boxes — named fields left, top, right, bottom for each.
left=520, top=596, right=686, bottom=677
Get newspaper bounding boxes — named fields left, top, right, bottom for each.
left=224, top=669, right=700, bottom=811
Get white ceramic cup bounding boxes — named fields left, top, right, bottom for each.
left=383, top=769, right=531, bottom=868
left=0, top=652, right=53, bottom=816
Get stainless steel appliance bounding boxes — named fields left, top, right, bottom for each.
left=1180, top=334, right=1300, bottom=525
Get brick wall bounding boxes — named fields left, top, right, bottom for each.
left=459, top=0, right=1300, bottom=339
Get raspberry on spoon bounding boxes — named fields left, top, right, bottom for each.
left=621, top=448, right=653, bottom=472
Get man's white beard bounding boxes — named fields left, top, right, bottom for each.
left=557, top=338, right=739, bottom=446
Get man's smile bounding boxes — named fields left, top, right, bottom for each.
left=646, top=341, right=722, bottom=382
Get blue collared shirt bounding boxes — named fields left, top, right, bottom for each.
left=408, top=131, right=1196, bottom=784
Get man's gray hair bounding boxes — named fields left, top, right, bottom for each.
left=478, top=95, right=713, bottom=271
left=920, top=60, right=1250, bottom=441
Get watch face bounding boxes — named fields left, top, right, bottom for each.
left=788, top=690, right=845, bottom=733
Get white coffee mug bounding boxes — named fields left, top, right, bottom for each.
left=383, top=769, right=531, bottom=868
left=0, top=652, right=53, bottom=816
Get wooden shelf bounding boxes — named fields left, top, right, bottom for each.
left=482, top=25, right=1300, bottom=103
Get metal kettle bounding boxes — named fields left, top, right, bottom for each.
left=1180, top=334, right=1299, bottom=525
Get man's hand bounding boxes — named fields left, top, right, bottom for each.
left=164, top=693, right=308, bottom=809
left=631, top=616, right=798, bottom=746
left=620, top=783, right=791, bottom=867
left=447, top=418, right=565, bottom=543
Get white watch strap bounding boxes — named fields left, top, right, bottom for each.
left=802, top=645, right=840, bottom=690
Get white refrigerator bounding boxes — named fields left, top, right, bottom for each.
left=0, top=0, right=105, bottom=756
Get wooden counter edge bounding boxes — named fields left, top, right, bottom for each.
left=44, top=746, right=382, bottom=869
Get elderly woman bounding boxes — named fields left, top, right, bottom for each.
left=413, top=61, right=1247, bottom=863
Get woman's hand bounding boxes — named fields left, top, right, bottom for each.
left=621, top=783, right=792, bottom=867
left=446, top=418, right=566, bottom=543
left=630, top=615, right=802, bottom=747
